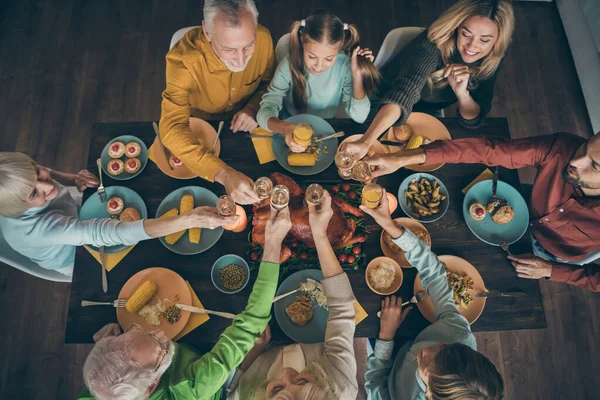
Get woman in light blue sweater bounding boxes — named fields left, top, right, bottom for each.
left=0, top=152, right=237, bottom=276
left=257, top=12, right=380, bottom=152
left=361, top=191, right=504, bottom=400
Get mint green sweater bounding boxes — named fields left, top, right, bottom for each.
left=78, top=261, right=280, bottom=400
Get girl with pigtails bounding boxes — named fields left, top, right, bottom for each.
left=257, top=11, right=381, bottom=152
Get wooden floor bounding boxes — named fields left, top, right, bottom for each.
left=0, top=1, right=597, bottom=399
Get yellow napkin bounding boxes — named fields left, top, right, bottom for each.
left=174, top=281, right=211, bottom=341
left=354, top=301, right=368, bottom=325
left=462, top=168, right=494, bottom=194
left=83, top=245, right=136, bottom=272
left=251, top=127, right=276, bottom=164
left=148, top=143, right=158, bottom=164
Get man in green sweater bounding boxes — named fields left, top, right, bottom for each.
left=78, top=205, right=292, bottom=400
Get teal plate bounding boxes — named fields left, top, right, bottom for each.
left=79, top=186, right=148, bottom=253
left=398, top=173, right=450, bottom=223
left=463, top=180, right=529, bottom=246
left=101, top=135, right=148, bottom=180
left=274, top=269, right=328, bottom=344
left=155, top=186, right=223, bottom=255
left=272, top=114, right=337, bottom=176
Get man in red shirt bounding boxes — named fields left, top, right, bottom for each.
left=362, top=132, right=600, bottom=292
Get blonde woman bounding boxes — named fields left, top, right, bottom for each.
left=257, top=11, right=380, bottom=152
left=0, top=152, right=237, bottom=276
left=342, top=0, right=514, bottom=161
left=362, top=191, right=503, bottom=400
left=226, top=191, right=359, bottom=400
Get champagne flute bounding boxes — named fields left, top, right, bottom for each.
left=351, top=160, right=372, bottom=184
left=305, top=184, right=324, bottom=205
left=270, top=185, right=290, bottom=209
left=254, top=176, right=273, bottom=200
left=362, top=183, right=383, bottom=209
left=217, top=195, right=236, bottom=216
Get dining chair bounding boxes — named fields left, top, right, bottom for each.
left=374, top=27, right=425, bottom=69
left=0, top=227, right=71, bottom=283
left=170, top=26, right=200, bottom=50
left=274, top=33, right=351, bottom=119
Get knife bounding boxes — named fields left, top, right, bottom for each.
left=175, top=304, right=235, bottom=319
left=491, top=166, right=499, bottom=200
left=379, top=140, right=407, bottom=147
left=99, top=246, right=108, bottom=293
left=152, top=121, right=173, bottom=170
left=475, top=291, right=527, bottom=298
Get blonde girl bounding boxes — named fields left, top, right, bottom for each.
left=257, top=11, right=381, bottom=152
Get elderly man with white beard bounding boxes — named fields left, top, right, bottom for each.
left=159, top=0, right=275, bottom=204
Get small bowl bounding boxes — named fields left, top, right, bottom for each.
left=211, top=254, right=250, bottom=294
left=365, top=257, right=403, bottom=295
left=398, top=173, right=450, bottom=223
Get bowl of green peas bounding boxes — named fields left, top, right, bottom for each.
left=211, top=254, right=250, bottom=294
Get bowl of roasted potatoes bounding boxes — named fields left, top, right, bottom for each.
left=398, top=173, right=449, bottom=223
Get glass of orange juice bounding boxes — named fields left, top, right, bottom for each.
left=293, top=123, right=314, bottom=148
left=362, top=184, right=383, bottom=209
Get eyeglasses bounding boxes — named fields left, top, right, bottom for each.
left=125, top=323, right=169, bottom=372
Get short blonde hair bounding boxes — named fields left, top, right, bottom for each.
left=426, top=343, right=504, bottom=400
left=251, top=362, right=340, bottom=400
left=427, top=0, right=514, bottom=89
left=0, top=152, right=37, bottom=218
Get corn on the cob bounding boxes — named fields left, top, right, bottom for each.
left=180, top=194, right=194, bottom=214
left=160, top=208, right=179, bottom=219
left=288, top=152, right=316, bottom=166
left=126, top=280, right=157, bottom=313
left=189, top=227, right=201, bottom=244
left=405, top=135, right=424, bottom=149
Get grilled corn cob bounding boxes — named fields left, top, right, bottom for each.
left=405, top=135, right=424, bottom=149
left=179, top=194, right=201, bottom=243
left=160, top=208, right=186, bottom=244
left=126, top=280, right=157, bottom=313
left=288, top=152, right=316, bottom=166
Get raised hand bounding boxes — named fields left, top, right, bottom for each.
left=215, top=166, right=259, bottom=204
left=308, top=190, right=334, bottom=237
left=189, top=206, right=239, bottom=229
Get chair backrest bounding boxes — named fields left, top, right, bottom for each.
left=275, top=33, right=291, bottom=64
left=170, top=26, right=200, bottom=50
left=0, top=227, right=71, bottom=283
left=374, top=27, right=426, bottom=69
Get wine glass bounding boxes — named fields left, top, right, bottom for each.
left=254, top=176, right=273, bottom=200
left=270, top=185, right=290, bottom=209
left=305, top=183, right=324, bottom=205
left=217, top=195, right=236, bottom=216
left=351, top=160, right=372, bottom=184
left=334, top=150, right=353, bottom=169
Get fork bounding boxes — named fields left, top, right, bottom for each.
left=96, top=158, right=107, bottom=202
left=499, top=240, right=512, bottom=255
left=377, top=291, right=428, bottom=317
left=81, top=299, right=127, bottom=307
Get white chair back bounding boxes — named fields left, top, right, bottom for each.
left=374, top=27, right=425, bottom=69
left=170, top=26, right=200, bottom=50
left=0, top=227, right=71, bottom=283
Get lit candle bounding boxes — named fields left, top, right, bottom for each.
left=223, top=205, right=248, bottom=232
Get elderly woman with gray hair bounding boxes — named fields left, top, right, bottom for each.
left=226, top=191, right=359, bottom=400
left=79, top=206, right=292, bottom=400
left=0, top=152, right=237, bottom=276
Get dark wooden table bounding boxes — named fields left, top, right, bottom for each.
left=65, top=117, right=546, bottom=344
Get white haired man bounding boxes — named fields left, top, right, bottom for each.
left=78, top=205, right=292, bottom=400
left=159, top=0, right=275, bottom=205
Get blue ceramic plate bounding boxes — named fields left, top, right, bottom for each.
left=398, top=173, right=450, bottom=223
left=272, top=114, right=337, bottom=176
left=79, top=186, right=148, bottom=253
left=211, top=254, right=251, bottom=294
left=274, top=269, right=329, bottom=344
left=463, top=180, right=529, bottom=246
left=101, top=135, right=148, bottom=181
left=155, top=186, right=223, bottom=255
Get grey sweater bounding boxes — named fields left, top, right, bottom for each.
left=376, top=30, right=503, bottom=129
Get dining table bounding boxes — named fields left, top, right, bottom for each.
left=65, top=117, right=546, bottom=345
